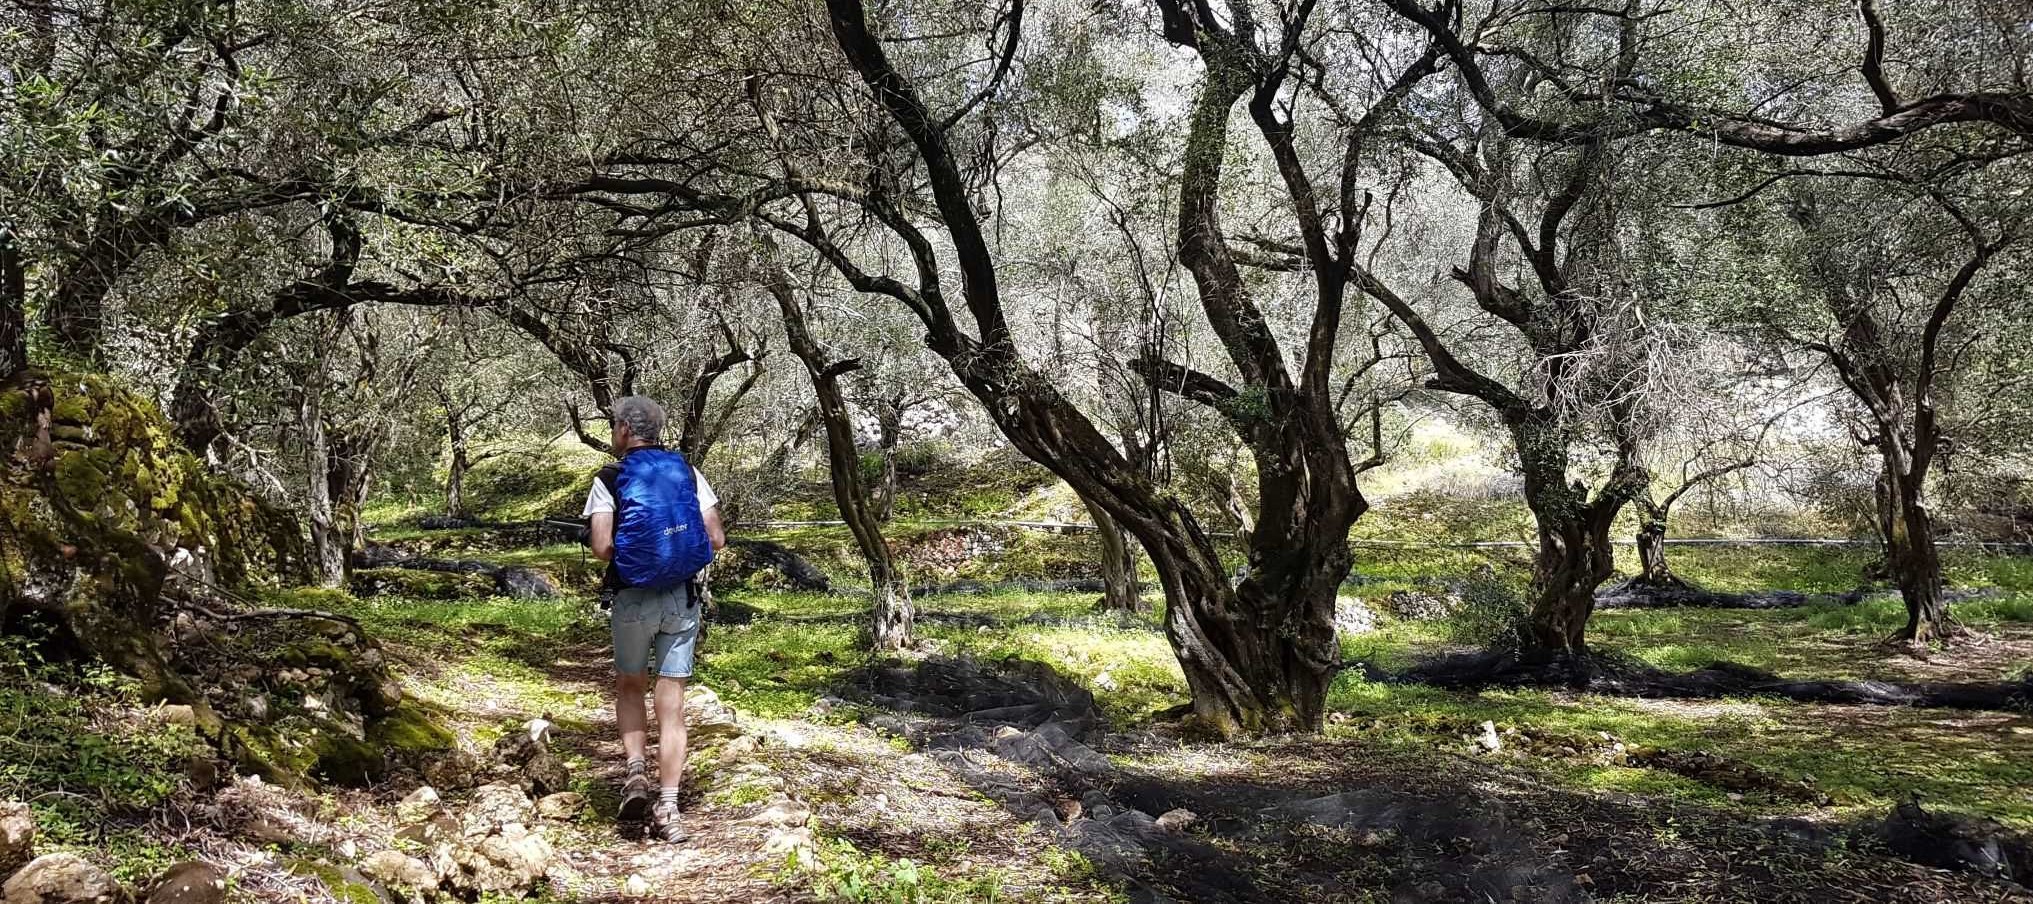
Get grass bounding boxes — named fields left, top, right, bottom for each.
left=340, top=486, right=2033, bottom=847
left=1324, top=672, right=2033, bottom=831
left=793, top=834, right=1013, bottom=904
left=297, top=588, right=610, bottom=723
left=0, top=633, right=212, bottom=883
left=693, top=571, right=2033, bottom=835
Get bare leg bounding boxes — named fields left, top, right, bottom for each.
left=653, top=676, right=688, bottom=792
left=617, top=671, right=649, bottom=763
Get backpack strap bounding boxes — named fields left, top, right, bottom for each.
left=595, top=461, right=624, bottom=590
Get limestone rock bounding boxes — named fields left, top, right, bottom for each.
left=358, top=851, right=437, bottom=894
left=393, top=811, right=460, bottom=846
left=461, top=784, right=534, bottom=838
left=441, top=823, right=553, bottom=896
left=1333, top=595, right=1377, bottom=637
left=535, top=793, right=585, bottom=821
left=3, top=853, right=121, bottom=904
left=523, top=750, right=570, bottom=798
left=143, top=863, right=225, bottom=904
left=1473, top=721, right=1502, bottom=753
left=687, top=688, right=741, bottom=742
left=0, top=802, right=35, bottom=878
left=151, top=705, right=198, bottom=727
left=759, top=826, right=818, bottom=867
left=739, top=798, right=811, bottom=828
left=421, top=750, right=480, bottom=792
left=718, top=736, right=760, bottom=765
left=621, top=874, right=652, bottom=897
left=1380, top=588, right=1463, bottom=621
left=396, top=787, right=440, bottom=823
left=490, top=730, right=539, bottom=769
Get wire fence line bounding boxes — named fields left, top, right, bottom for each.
left=746, top=519, right=2033, bottom=550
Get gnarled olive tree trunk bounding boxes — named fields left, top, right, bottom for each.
left=0, top=226, right=24, bottom=381
left=717, top=0, right=1379, bottom=733
left=1878, top=451, right=1947, bottom=642
left=759, top=244, right=912, bottom=650
left=1511, top=414, right=1646, bottom=654
left=1634, top=499, right=1674, bottom=587
left=1082, top=494, right=1144, bottom=613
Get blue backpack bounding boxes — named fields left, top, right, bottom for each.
left=608, top=448, right=714, bottom=590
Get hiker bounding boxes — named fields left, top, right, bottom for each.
left=581, top=395, right=726, bottom=842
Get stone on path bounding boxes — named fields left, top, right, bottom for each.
left=687, top=687, right=742, bottom=743
left=440, top=822, right=553, bottom=896
left=358, top=850, right=437, bottom=896
left=394, top=811, right=460, bottom=846
left=3, top=853, right=120, bottom=904
left=738, top=798, right=811, bottom=828
left=0, top=802, right=35, bottom=877
left=759, top=827, right=819, bottom=868
left=1473, top=721, right=1502, bottom=753
left=523, top=750, right=571, bottom=798
left=462, top=784, right=535, bottom=837
left=717, top=736, right=760, bottom=765
left=535, top=792, right=586, bottom=821
left=396, top=787, right=440, bottom=822
left=422, top=749, right=480, bottom=792
left=143, top=863, right=225, bottom=904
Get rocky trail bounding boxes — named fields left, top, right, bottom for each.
left=10, top=601, right=2033, bottom=904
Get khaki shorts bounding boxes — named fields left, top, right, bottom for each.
left=610, top=584, right=700, bottom=678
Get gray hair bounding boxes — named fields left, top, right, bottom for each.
left=612, top=396, right=666, bottom=445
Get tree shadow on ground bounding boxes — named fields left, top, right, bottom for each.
left=837, top=654, right=2033, bottom=904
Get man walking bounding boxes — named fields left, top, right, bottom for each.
left=583, top=396, right=725, bottom=843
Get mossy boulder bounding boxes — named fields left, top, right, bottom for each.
left=0, top=372, right=439, bottom=790
left=368, top=704, right=457, bottom=758
left=349, top=567, right=496, bottom=600
left=285, top=859, right=386, bottom=904
left=2, top=373, right=304, bottom=744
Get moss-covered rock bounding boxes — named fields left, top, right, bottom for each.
left=1, top=373, right=313, bottom=780
left=0, top=372, right=439, bottom=792
left=284, top=859, right=386, bottom=904
left=349, top=567, right=496, bottom=600
left=368, top=704, right=457, bottom=758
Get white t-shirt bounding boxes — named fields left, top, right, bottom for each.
left=582, top=466, right=719, bottom=518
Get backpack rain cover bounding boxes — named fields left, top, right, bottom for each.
left=611, top=448, right=714, bottom=590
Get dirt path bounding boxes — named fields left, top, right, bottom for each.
left=456, top=635, right=1103, bottom=903
left=521, top=642, right=795, bottom=903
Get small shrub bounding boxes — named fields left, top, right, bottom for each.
left=1441, top=570, right=1528, bottom=650
left=0, top=633, right=210, bottom=863
left=797, top=837, right=1005, bottom=904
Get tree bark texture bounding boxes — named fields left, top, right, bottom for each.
left=0, top=225, right=25, bottom=381
left=446, top=421, right=472, bottom=520
left=1879, top=450, right=1948, bottom=642
left=873, top=401, right=902, bottom=523
left=759, top=246, right=912, bottom=651
left=1511, top=413, right=1647, bottom=655
left=300, top=387, right=346, bottom=589
left=1082, top=493, right=1145, bottom=612
left=1633, top=498, right=1681, bottom=587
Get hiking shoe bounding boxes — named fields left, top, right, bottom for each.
left=652, top=800, right=689, bottom=843
left=618, top=764, right=654, bottom=822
